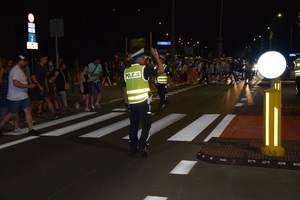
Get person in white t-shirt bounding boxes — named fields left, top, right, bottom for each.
left=0, top=55, right=41, bottom=136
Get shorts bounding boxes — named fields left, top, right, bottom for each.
left=89, top=81, right=102, bottom=95
left=8, top=98, right=30, bottom=113
left=31, top=87, right=47, bottom=100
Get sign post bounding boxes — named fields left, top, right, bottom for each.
left=27, top=13, right=38, bottom=50
left=50, top=18, right=64, bottom=67
left=26, top=13, right=38, bottom=70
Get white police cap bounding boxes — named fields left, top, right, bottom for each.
left=131, top=48, right=145, bottom=59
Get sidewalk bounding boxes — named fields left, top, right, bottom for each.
left=197, top=78, right=300, bottom=170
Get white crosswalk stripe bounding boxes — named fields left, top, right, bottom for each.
left=203, top=114, right=235, bottom=142
left=122, top=113, right=186, bottom=139
left=167, top=114, right=220, bottom=142
left=42, top=112, right=125, bottom=136
left=4, top=112, right=96, bottom=135
left=0, top=110, right=237, bottom=150
left=80, top=117, right=130, bottom=138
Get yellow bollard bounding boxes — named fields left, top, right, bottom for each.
left=261, top=78, right=285, bottom=156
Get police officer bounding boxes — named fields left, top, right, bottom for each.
left=156, top=55, right=169, bottom=109
left=293, top=58, right=300, bottom=96
left=124, top=48, right=163, bottom=157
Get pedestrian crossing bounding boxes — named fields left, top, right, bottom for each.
left=0, top=109, right=236, bottom=150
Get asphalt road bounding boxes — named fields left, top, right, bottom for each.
left=1, top=78, right=300, bottom=200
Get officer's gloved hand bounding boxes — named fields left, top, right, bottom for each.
left=147, top=93, right=153, bottom=104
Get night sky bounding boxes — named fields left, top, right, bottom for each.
left=0, top=0, right=299, bottom=65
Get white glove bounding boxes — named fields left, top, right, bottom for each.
left=147, top=93, right=153, bottom=104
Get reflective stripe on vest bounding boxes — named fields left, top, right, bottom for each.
left=157, top=64, right=168, bottom=84
left=125, top=64, right=150, bottom=104
left=294, top=59, right=300, bottom=77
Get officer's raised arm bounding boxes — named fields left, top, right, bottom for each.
left=151, top=48, right=164, bottom=74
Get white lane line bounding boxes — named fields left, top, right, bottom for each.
left=203, top=114, right=236, bottom=142
left=167, top=114, right=219, bottom=142
left=0, top=136, right=39, bottom=150
left=235, top=103, right=243, bottom=107
left=42, top=112, right=124, bottom=136
left=170, top=160, right=197, bottom=175
left=123, top=113, right=186, bottom=139
left=144, top=196, right=168, bottom=200
left=4, top=112, right=96, bottom=135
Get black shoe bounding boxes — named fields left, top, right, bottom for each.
left=28, top=129, right=41, bottom=136
left=130, top=148, right=139, bottom=157
left=123, top=103, right=129, bottom=108
left=52, top=112, right=61, bottom=120
left=139, top=148, right=149, bottom=158
left=37, top=111, right=46, bottom=117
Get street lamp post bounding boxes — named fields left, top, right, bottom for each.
left=218, top=0, right=224, bottom=57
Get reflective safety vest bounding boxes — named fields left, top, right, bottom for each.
left=124, top=64, right=150, bottom=104
left=294, top=59, right=300, bottom=77
left=156, top=64, right=168, bottom=84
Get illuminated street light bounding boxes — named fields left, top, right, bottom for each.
left=258, top=51, right=286, bottom=156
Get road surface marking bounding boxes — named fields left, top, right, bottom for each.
left=235, top=103, right=243, bottom=107
left=144, top=196, right=168, bottom=200
left=0, top=136, right=38, bottom=150
left=170, top=160, right=197, bottom=175
left=80, top=118, right=130, bottom=138
left=123, top=113, right=186, bottom=139
left=4, top=112, right=96, bottom=135
left=204, top=114, right=236, bottom=142
left=42, top=112, right=124, bottom=136
left=167, top=114, right=219, bottom=142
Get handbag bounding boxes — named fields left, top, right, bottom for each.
left=64, top=82, right=70, bottom=91
left=60, top=69, right=70, bottom=91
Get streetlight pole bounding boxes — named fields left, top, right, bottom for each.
left=171, top=0, right=176, bottom=66
left=218, top=0, right=224, bottom=57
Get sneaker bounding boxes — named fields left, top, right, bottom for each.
left=75, top=102, right=80, bottom=110
left=139, top=148, right=149, bottom=158
left=52, top=112, right=61, bottom=120
left=90, top=105, right=95, bottom=110
left=14, top=128, right=23, bottom=135
left=27, top=129, right=41, bottom=136
left=84, top=108, right=91, bottom=112
left=94, top=103, right=101, bottom=109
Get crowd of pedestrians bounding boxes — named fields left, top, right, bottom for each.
left=168, top=56, right=253, bottom=86
left=0, top=51, right=256, bottom=137
left=0, top=51, right=129, bottom=136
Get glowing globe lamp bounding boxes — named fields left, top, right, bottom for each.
left=257, top=51, right=286, bottom=79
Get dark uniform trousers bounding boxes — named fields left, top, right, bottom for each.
left=157, top=83, right=168, bottom=107
left=296, top=76, right=300, bottom=95
left=128, top=100, right=151, bottom=150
